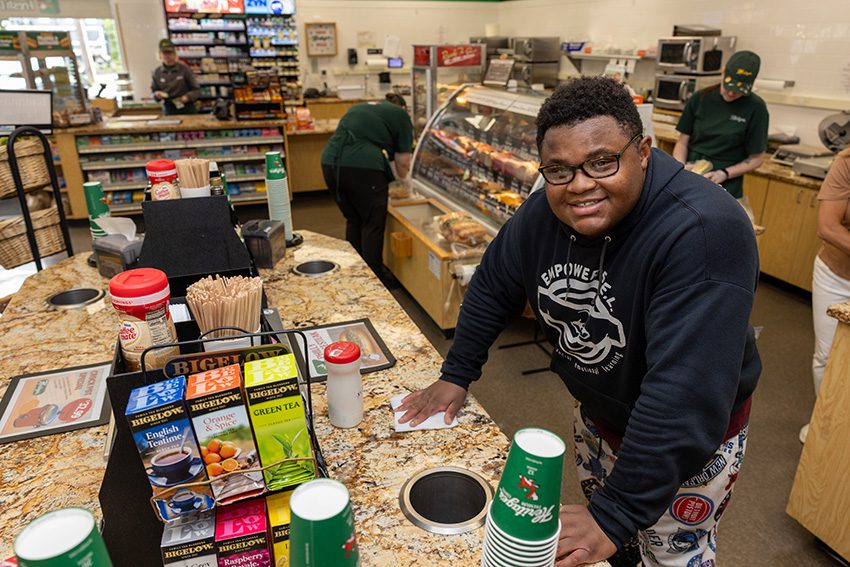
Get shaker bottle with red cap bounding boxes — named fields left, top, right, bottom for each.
left=324, top=342, right=363, bottom=428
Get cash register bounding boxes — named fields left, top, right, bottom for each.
left=782, top=111, right=850, bottom=179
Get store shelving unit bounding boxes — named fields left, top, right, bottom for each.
left=75, top=125, right=284, bottom=214
left=164, top=2, right=302, bottom=114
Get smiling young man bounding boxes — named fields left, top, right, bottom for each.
left=397, top=77, right=761, bottom=567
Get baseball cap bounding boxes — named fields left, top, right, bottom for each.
left=723, top=51, right=760, bottom=96
left=158, top=39, right=176, bottom=52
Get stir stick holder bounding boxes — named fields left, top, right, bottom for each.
left=137, top=196, right=253, bottom=296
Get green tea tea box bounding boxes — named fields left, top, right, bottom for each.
left=126, top=376, right=214, bottom=522
left=186, top=364, right=265, bottom=503
left=243, top=355, right=315, bottom=490
left=161, top=510, right=216, bottom=567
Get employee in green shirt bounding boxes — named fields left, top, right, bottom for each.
left=673, top=50, right=769, bottom=198
left=321, top=93, right=413, bottom=281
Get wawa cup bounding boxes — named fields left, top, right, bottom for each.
left=483, top=542, right=557, bottom=567
left=489, top=428, right=565, bottom=541
left=289, top=479, right=359, bottom=567
left=14, top=508, right=113, bottom=567
left=485, top=513, right=561, bottom=557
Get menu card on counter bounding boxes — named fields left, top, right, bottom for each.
left=293, top=318, right=395, bottom=383
left=0, top=362, right=112, bottom=444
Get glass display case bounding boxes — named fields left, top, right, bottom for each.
left=411, top=84, right=546, bottom=231
left=411, top=45, right=485, bottom=137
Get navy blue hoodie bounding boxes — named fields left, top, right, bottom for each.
left=441, top=149, right=761, bottom=548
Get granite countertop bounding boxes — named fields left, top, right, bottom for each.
left=828, top=302, right=850, bottom=324
left=0, top=231, right=606, bottom=565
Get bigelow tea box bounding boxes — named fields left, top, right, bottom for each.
left=243, top=355, right=316, bottom=490
left=214, top=498, right=271, bottom=567
left=161, top=510, right=216, bottom=567
left=126, top=376, right=215, bottom=521
left=186, top=364, right=265, bottom=503
left=266, top=490, right=294, bottom=567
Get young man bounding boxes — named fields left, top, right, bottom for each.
left=151, top=39, right=200, bottom=115
left=398, top=77, right=760, bottom=567
left=673, top=50, right=769, bottom=198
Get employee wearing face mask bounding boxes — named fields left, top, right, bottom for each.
left=673, top=50, right=769, bottom=198
left=151, top=39, right=201, bottom=115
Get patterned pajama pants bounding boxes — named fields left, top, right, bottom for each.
left=573, top=403, right=748, bottom=567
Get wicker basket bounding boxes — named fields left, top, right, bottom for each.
left=0, top=137, right=51, bottom=199
left=0, top=208, right=65, bottom=269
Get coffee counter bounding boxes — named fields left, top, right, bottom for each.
left=0, top=231, right=518, bottom=564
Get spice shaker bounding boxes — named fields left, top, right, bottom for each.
left=324, top=342, right=363, bottom=428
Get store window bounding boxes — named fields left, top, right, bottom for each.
left=0, top=17, right=127, bottom=99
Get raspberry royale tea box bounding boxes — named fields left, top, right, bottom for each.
left=243, top=354, right=316, bottom=490
left=186, top=364, right=265, bottom=503
left=126, top=376, right=215, bottom=521
left=214, top=498, right=271, bottom=567
left=266, top=490, right=293, bottom=567
left=161, top=510, right=216, bottom=567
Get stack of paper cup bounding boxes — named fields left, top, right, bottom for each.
left=289, top=479, right=360, bottom=567
left=483, top=428, right=566, bottom=566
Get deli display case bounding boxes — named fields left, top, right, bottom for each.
left=412, top=84, right=545, bottom=232
left=385, top=84, right=546, bottom=332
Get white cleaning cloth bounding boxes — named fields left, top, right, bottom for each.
left=390, top=393, right=459, bottom=433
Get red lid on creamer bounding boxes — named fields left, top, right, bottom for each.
left=146, top=159, right=177, bottom=173
left=324, top=341, right=361, bottom=365
left=109, top=268, right=170, bottom=298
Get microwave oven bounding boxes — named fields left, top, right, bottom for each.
left=512, top=62, right=559, bottom=88
left=656, top=36, right=736, bottom=74
left=510, top=37, right=561, bottom=62
left=653, top=74, right=720, bottom=110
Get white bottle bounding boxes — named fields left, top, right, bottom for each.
left=324, top=342, right=363, bottom=428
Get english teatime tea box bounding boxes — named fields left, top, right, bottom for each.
left=161, top=510, right=216, bottom=567
left=243, top=355, right=316, bottom=490
left=266, top=490, right=293, bottom=567
left=186, top=364, right=265, bottom=503
left=214, top=498, right=270, bottom=567
left=126, top=376, right=215, bottom=522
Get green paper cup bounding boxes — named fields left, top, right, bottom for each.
left=14, top=508, right=113, bottom=567
left=489, top=428, right=565, bottom=541
left=290, top=479, right=360, bottom=567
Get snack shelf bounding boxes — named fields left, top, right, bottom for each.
left=101, top=181, right=148, bottom=191
left=78, top=136, right=284, bottom=154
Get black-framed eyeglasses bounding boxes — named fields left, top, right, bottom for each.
left=538, top=133, right=643, bottom=185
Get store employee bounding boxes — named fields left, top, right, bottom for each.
left=151, top=39, right=200, bottom=115
left=673, top=50, right=769, bottom=198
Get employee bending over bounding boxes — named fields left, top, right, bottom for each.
left=321, top=93, right=413, bottom=284
left=398, top=77, right=760, bottom=567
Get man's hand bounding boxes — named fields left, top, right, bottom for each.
left=704, top=169, right=728, bottom=184
left=395, top=380, right=466, bottom=426
left=179, top=95, right=189, bottom=103
left=154, top=90, right=168, bottom=100
left=555, top=505, right=617, bottom=567
left=683, top=162, right=696, bottom=171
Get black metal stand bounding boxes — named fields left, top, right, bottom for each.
left=6, top=126, right=74, bottom=271
left=498, top=320, right=551, bottom=375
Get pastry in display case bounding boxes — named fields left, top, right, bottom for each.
left=411, top=84, right=546, bottom=231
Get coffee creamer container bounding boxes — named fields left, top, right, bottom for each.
left=109, top=268, right=180, bottom=371
left=126, top=376, right=215, bottom=522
